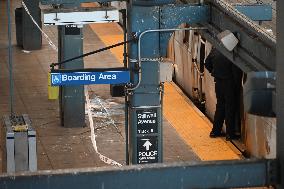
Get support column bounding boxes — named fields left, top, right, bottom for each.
left=127, top=5, right=163, bottom=164
left=58, top=25, right=85, bottom=128
left=22, top=0, right=42, bottom=50
left=277, top=1, right=284, bottom=188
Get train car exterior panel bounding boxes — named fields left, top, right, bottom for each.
left=168, top=24, right=276, bottom=158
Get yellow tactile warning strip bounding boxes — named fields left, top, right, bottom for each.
left=89, top=23, right=124, bottom=64
left=88, top=21, right=241, bottom=161
left=164, top=83, right=240, bottom=160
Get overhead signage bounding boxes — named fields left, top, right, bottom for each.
left=50, top=71, right=130, bottom=86
left=137, top=136, right=158, bottom=164
left=136, top=109, right=158, bottom=134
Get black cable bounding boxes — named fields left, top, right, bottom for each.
left=50, top=38, right=136, bottom=69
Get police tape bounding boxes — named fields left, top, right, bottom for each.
left=85, top=87, right=122, bottom=167
left=92, top=95, right=124, bottom=138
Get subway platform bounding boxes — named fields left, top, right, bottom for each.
left=0, top=0, right=242, bottom=172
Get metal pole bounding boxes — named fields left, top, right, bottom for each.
left=122, top=9, right=127, bottom=68
left=160, top=83, right=164, bottom=162
left=6, top=0, right=14, bottom=116
left=125, top=92, right=129, bottom=165
left=276, top=0, right=284, bottom=188
left=127, top=27, right=207, bottom=91
left=122, top=8, right=129, bottom=165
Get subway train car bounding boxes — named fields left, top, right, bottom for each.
left=167, top=20, right=276, bottom=158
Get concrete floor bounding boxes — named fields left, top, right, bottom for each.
left=0, top=0, right=199, bottom=172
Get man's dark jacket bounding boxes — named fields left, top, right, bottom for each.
left=205, top=48, right=233, bottom=80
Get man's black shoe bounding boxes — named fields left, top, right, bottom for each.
left=209, top=131, right=225, bottom=138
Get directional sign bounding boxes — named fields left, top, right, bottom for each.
left=136, top=109, right=158, bottom=134
left=50, top=71, right=130, bottom=86
left=143, top=140, right=152, bottom=151
left=137, top=136, right=158, bottom=164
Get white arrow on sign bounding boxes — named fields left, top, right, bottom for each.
left=143, top=140, right=152, bottom=151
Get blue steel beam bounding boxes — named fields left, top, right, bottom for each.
left=40, top=0, right=175, bottom=5
left=0, top=159, right=275, bottom=189
left=127, top=5, right=162, bottom=165
left=127, top=4, right=208, bottom=165
left=234, top=4, right=272, bottom=21
left=160, top=4, right=209, bottom=56
left=199, top=0, right=276, bottom=73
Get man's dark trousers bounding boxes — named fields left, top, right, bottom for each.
left=212, top=78, right=236, bottom=136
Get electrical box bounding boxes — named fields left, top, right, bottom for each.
left=243, top=71, right=276, bottom=117
left=159, top=60, right=173, bottom=83
left=110, top=84, right=125, bottom=97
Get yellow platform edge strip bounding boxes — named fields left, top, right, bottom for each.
left=88, top=22, right=241, bottom=161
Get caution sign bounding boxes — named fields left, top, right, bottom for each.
left=137, top=136, right=158, bottom=164
left=136, top=109, right=158, bottom=134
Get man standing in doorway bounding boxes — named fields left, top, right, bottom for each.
left=205, top=48, right=241, bottom=140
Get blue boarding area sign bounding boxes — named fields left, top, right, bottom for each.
left=51, top=71, right=130, bottom=86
